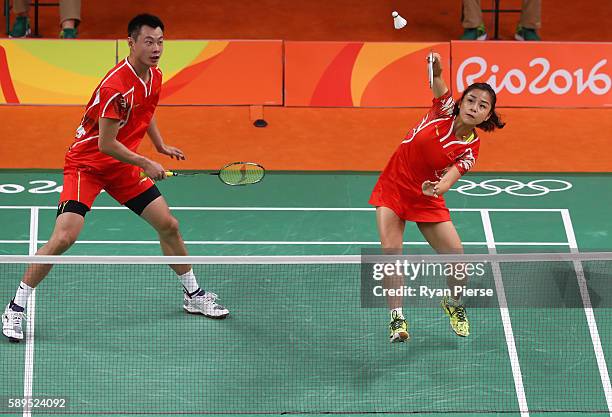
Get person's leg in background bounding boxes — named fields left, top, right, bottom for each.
left=515, top=0, right=541, bottom=41
left=375, top=207, right=410, bottom=343
left=59, top=0, right=80, bottom=38
left=9, top=0, right=30, bottom=38
left=461, top=0, right=487, bottom=40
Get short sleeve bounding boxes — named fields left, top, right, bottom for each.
left=428, top=90, right=455, bottom=119
left=99, top=87, right=126, bottom=120
left=453, top=141, right=480, bottom=176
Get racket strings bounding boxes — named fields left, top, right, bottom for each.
left=219, top=164, right=264, bottom=185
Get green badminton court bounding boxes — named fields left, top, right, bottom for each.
left=1, top=170, right=611, bottom=417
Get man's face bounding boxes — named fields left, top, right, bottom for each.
left=129, top=25, right=163, bottom=67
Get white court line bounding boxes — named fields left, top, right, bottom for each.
left=23, top=208, right=38, bottom=417
left=561, top=209, right=612, bottom=415
left=1, top=240, right=569, bottom=246
left=23, top=240, right=568, bottom=246
left=0, top=206, right=570, bottom=212
left=481, top=210, right=529, bottom=417
left=0, top=206, right=565, bottom=248
left=40, top=240, right=474, bottom=245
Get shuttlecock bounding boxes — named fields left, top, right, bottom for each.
left=392, top=11, right=407, bottom=30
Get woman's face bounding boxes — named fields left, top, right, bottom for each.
left=458, top=89, right=493, bottom=126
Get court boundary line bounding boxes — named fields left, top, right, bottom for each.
left=0, top=240, right=571, bottom=246
left=23, top=207, right=38, bottom=417
left=0, top=206, right=571, bottom=249
left=561, top=209, right=612, bottom=415
left=481, top=210, right=529, bottom=417
left=0, top=206, right=572, bottom=212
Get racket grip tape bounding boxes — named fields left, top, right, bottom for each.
left=139, top=171, right=176, bottom=178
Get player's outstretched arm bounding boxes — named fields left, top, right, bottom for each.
left=98, top=117, right=166, bottom=180
left=430, top=52, right=449, bottom=99
left=147, top=117, right=186, bottom=160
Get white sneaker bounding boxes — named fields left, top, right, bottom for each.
left=183, top=292, right=229, bottom=319
left=2, top=303, right=25, bottom=343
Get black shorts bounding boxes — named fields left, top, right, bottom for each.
left=57, top=185, right=162, bottom=217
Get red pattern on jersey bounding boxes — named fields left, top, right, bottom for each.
left=369, top=91, right=481, bottom=223
left=66, top=58, right=162, bottom=169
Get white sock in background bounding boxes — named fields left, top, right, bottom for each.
left=390, top=307, right=404, bottom=319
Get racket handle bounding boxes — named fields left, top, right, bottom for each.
left=139, top=171, right=176, bottom=178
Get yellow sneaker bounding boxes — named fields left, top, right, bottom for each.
left=389, top=311, right=410, bottom=343
left=441, top=296, right=470, bottom=337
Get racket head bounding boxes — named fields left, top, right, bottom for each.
left=216, top=162, right=265, bottom=186
left=427, top=52, right=434, bottom=89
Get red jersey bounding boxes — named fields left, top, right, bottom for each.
left=66, top=58, right=162, bottom=169
left=369, top=91, right=480, bottom=222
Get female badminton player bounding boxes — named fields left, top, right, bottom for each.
left=369, top=52, right=505, bottom=342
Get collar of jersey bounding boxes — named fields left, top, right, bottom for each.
left=124, top=58, right=152, bottom=97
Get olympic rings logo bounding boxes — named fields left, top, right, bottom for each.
left=450, top=179, right=573, bottom=197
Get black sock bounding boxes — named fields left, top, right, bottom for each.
left=184, top=287, right=203, bottom=298
left=9, top=299, right=24, bottom=312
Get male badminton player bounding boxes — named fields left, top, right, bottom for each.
left=369, top=52, right=505, bottom=341
left=3, top=14, right=228, bottom=343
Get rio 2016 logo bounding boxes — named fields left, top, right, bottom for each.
left=456, top=56, right=611, bottom=96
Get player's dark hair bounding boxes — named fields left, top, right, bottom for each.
left=452, top=82, right=505, bottom=132
left=128, top=14, right=164, bottom=40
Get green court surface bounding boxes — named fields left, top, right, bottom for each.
left=1, top=170, right=611, bottom=417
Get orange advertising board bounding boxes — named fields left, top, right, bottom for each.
left=285, top=42, right=451, bottom=107
left=118, top=40, right=284, bottom=106
left=451, top=41, right=612, bottom=108
left=2, top=39, right=610, bottom=108
left=0, top=39, right=116, bottom=105
left=0, top=39, right=283, bottom=106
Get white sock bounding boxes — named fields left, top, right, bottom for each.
left=14, top=282, right=34, bottom=309
left=390, top=307, right=404, bottom=319
left=178, top=269, right=200, bottom=295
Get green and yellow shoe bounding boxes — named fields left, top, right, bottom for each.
left=389, top=311, right=409, bottom=343
left=441, top=296, right=470, bottom=337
